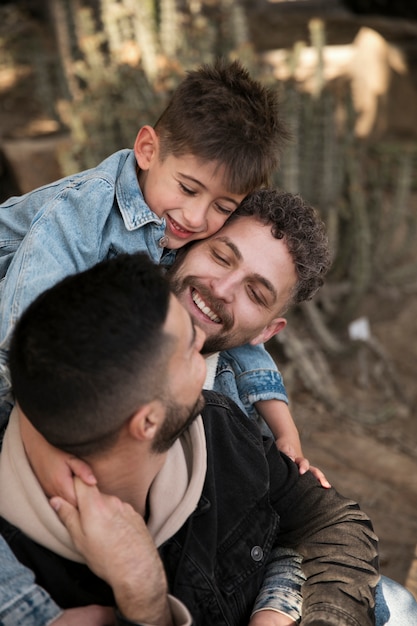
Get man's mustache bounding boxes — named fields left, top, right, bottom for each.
left=173, top=276, right=234, bottom=332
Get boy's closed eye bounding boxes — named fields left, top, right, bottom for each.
left=215, top=203, right=234, bottom=216
left=179, top=184, right=235, bottom=216
left=179, top=181, right=196, bottom=195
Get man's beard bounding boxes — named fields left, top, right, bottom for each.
left=169, top=273, right=238, bottom=354
left=152, top=392, right=206, bottom=454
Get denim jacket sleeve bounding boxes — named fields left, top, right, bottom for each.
left=0, top=535, right=62, bottom=626
left=0, top=150, right=171, bottom=407
left=215, top=343, right=288, bottom=422
left=0, top=177, right=124, bottom=344
left=0, top=179, right=115, bottom=405
left=251, top=546, right=304, bottom=621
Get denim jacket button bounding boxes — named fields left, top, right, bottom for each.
left=158, top=235, right=169, bottom=248
left=250, top=546, right=263, bottom=562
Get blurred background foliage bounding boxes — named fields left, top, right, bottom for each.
left=1, top=0, right=416, bottom=418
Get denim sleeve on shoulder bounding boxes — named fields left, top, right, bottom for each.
left=215, top=343, right=288, bottom=421
left=0, top=534, right=62, bottom=626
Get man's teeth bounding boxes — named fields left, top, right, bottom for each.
left=192, top=291, right=221, bottom=323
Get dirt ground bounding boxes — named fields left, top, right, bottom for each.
left=1, top=0, right=416, bottom=604
left=283, top=290, right=417, bottom=594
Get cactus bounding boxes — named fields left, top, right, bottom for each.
left=5, top=3, right=415, bottom=418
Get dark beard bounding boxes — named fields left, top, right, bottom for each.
left=152, top=393, right=206, bottom=454
left=169, top=273, right=235, bottom=352
left=201, top=333, right=238, bottom=355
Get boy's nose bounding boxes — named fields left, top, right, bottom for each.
left=182, top=204, right=207, bottom=231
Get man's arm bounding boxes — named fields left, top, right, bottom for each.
left=265, top=441, right=379, bottom=626
left=0, top=184, right=112, bottom=410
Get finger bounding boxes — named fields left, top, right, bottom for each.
left=73, top=478, right=124, bottom=522
left=52, top=473, right=78, bottom=507
left=49, top=495, right=83, bottom=536
left=294, top=456, right=310, bottom=475
left=310, top=466, right=332, bottom=488
left=73, top=477, right=104, bottom=516
left=67, top=457, right=97, bottom=485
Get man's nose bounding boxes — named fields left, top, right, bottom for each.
left=210, top=274, right=239, bottom=302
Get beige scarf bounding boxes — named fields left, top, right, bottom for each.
left=0, top=407, right=207, bottom=562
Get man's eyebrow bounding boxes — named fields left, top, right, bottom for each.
left=216, top=236, right=277, bottom=302
left=252, top=273, right=277, bottom=303
left=215, top=237, right=242, bottom=260
left=178, top=173, right=240, bottom=207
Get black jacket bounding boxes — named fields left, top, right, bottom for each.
left=0, top=391, right=379, bottom=625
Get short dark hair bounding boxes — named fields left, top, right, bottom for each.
left=154, top=58, right=290, bottom=194
left=9, top=253, right=173, bottom=457
left=231, top=189, right=331, bottom=307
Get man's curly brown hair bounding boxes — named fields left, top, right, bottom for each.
left=230, top=189, right=332, bottom=308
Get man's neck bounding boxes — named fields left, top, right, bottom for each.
left=87, top=445, right=166, bottom=518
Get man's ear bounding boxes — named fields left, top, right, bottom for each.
left=249, top=317, right=287, bottom=346
left=134, top=125, right=159, bottom=171
left=127, top=400, right=165, bottom=443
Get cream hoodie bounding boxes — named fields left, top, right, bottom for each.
left=0, top=407, right=208, bottom=626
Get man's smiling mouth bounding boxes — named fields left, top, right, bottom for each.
left=192, top=289, right=221, bottom=323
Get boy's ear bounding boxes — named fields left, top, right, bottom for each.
left=134, top=125, right=159, bottom=171
left=127, top=399, right=165, bottom=444
left=249, top=317, right=287, bottom=346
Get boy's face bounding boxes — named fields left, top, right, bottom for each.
left=169, top=216, right=297, bottom=353
left=135, top=126, right=245, bottom=250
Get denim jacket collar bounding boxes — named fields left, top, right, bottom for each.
left=116, top=150, right=165, bottom=232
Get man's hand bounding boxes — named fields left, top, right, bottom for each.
left=50, top=479, right=173, bottom=625
left=249, top=609, right=296, bottom=625
left=52, top=605, right=115, bottom=625
left=20, top=413, right=97, bottom=505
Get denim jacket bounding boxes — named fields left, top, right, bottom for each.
left=0, top=149, right=176, bottom=403
left=0, top=392, right=379, bottom=626
left=214, top=343, right=288, bottom=431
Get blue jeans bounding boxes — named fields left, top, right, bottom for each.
left=376, top=575, right=417, bottom=625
